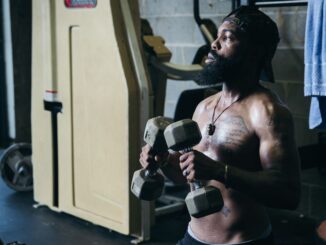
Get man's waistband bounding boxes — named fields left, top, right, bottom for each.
left=187, top=223, right=272, bottom=245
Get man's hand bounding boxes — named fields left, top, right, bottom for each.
left=179, top=150, right=223, bottom=182
left=139, top=144, right=169, bottom=171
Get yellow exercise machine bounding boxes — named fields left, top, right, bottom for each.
left=32, top=0, right=152, bottom=242
left=32, top=0, right=208, bottom=243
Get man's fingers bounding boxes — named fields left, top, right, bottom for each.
left=155, top=152, right=168, bottom=162
left=142, top=144, right=152, bottom=154
left=179, top=152, right=195, bottom=170
left=181, top=162, right=195, bottom=180
left=179, top=151, right=192, bottom=162
left=139, top=148, right=156, bottom=169
left=139, top=157, right=146, bottom=168
left=182, top=169, right=189, bottom=177
left=180, top=160, right=187, bottom=171
left=182, top=168, right=195, bottom=182
left=186, top=171, right=195, bottom=182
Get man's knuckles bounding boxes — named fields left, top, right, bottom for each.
left=179, top=152, right=195, bottom=162
left=186, top=171, right=195, bottom=181
left=145, top=155, right=154, bottom=162
left=142, top=144, right=152, bottom=153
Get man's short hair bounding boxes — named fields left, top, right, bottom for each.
left=224, top=6, right=280, bottom=63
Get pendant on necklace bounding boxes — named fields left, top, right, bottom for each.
left=207, top=123, right=216, bottom=136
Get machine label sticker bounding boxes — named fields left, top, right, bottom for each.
left=65, top=0, right=97, bottom=8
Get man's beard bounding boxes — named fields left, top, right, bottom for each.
left=196, top=51, right=245, bottom=86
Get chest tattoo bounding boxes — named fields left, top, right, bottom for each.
left=215, top=116, right=250, bottom=149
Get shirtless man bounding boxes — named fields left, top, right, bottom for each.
left=140, top=6, right=301, bottom=245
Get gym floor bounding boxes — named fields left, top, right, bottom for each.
left=0, top=149, right=318, bottom=245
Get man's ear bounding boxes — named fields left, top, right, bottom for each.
left=249, top=43, right=265, bottom=60
left=251, top=44, right=275, bottom=83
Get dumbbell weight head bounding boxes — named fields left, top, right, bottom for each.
left=185, top=185, right=224, bottom=218
left=144, top=116, right=172, bottom=152
left=164, top=119, right=202, bottom=152
left=131, top=169, right=165, bottom=201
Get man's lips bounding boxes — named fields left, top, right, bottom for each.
left=205, top=52, right=216, bottom=64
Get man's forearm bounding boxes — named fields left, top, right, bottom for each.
left=217, top=165, right=300, bottom=210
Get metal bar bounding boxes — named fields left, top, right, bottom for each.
left=2, top=0, right=16, bottom=140
left=155, top=195, right=185, bottom=217
left=155, top=202, right=185, bottom=217
left=193, top=0, right=212, bottom=45
left=120, top=2, right=153, bottom=243
left=193, top=0, right=201, bottom=26
left=232, top=0, right=241, bottom=10
left=149, top=57, right=202, bottom=81
left=44, top=101, right=62, bottom=207
left=232, top=0, right=236, bottom=10
left=254, top=1, right=307, bottom=8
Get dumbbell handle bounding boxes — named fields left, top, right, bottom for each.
left=144, top=148, right=167, bottom=177
left=192, top=181, right=202, bottom=189
left=144, top=168, right=159, bottom=177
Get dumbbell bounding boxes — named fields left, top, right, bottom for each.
left=164, top=119, right=224, bottom=218
left=131, top=116, right=172, bottom=201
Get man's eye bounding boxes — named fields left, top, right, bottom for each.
left=225, top=36, right=235, bottom=41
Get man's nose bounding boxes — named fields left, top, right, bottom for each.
left=211, top=38, right=221, bottom=51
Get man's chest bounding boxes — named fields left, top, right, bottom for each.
left=214, top=116, right=252, bottom=149
left=199, top=115, right=259, bottom=165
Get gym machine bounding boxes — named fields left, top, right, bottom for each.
left=0, top=143, right=32, bottom=192
left=31, top=0, right=150, bottom=242
left=30, top=0, right=214, bottom=243
left=233, top=0, right=308, bottom=8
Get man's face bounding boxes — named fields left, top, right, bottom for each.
left=196, top=21, right=248, bottom=86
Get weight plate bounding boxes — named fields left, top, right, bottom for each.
left=0, top=143, right=33, bottom=191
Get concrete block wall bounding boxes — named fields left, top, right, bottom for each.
left=261, top=6, right=318, bottom=147
left=296, top=169, right=326, bottom=220
left=139, top=0, right=233, bottom=118
left=139, top=1, right=318, bottom=148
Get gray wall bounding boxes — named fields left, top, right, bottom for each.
left=139, top=0, right=232, bottom=118
left=139, top=0, right=318, bottom=148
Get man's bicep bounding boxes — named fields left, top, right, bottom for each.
left=258, top=119, right=301, bottom=200
left=258, top=110, right=299, bottom=172
left=259, top=137, right=287, bottom=170
left=258, top=108, right=296, bottom=168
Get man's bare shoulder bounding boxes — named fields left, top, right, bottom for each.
left=193, top=92, right=222, bottom=120
left=247, top=87, right=293, bottom=130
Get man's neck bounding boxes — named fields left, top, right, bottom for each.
left=221, top=61, right=261, bottom=99
left=221, top=79, right=260, bottom=102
